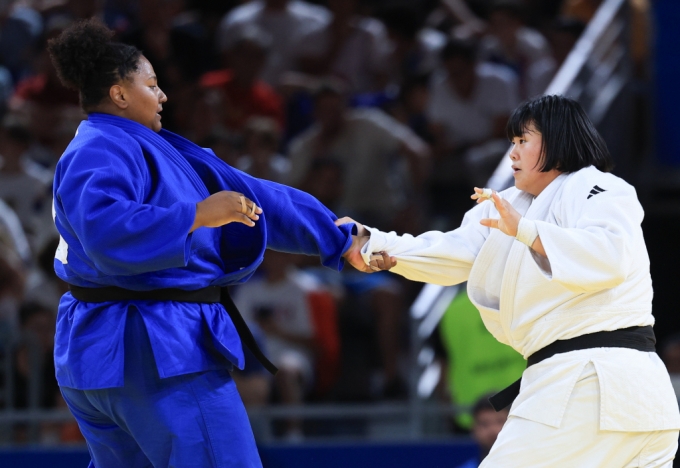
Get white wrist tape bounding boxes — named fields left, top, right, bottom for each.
left=516, top=217, right=538, bottom=248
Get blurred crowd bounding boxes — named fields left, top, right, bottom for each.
left=0, top=0, right=658, bottom=445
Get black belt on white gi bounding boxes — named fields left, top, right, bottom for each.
left=489, top=325, right=656, bottom=412
left=68, top=284, right=278, bottom=375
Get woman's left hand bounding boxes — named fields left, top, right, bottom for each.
left=479, top=191, right=522, bottom=237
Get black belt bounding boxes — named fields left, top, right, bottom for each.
left=68, top=285, right=278, bottom=375
left=489, top=325, right=656, bottom=412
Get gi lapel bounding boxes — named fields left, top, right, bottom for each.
left=498, top=175, right=567, bottom=346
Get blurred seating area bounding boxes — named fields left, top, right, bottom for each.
left=2, top=0, right=679, bottom=453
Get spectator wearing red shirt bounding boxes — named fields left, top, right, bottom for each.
left=199, top=24, right=284, bottom=132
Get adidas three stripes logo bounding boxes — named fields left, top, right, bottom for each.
left=587, top=185, right=606, bottom=199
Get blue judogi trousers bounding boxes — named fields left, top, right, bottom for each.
left=60, top=308, right=262, bottom=467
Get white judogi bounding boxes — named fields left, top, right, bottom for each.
left=360, top=166, right=680, bottom=465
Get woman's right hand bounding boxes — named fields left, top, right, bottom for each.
left=191, top=191, right=262, bottom=232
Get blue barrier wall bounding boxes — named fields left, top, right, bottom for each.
left=259, top=441, right=478, bottom=468
left=0, top=440, right=478, bottom=468
left=653, top=0, right=680, bottom=166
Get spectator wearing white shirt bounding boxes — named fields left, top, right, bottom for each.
left=379, top=6, right=446, bottom=88
left=288, top=82, right=430, bottom=231
left=233, top=250, right=322, bottom=439
left=0, top=115, right=56, bottom=252
left=236, top=116, right=290, bottom=185
left=0, top=200, right=28, bottom=340
left=426, top=38, right=519, bottom=220
left=480, top=0, right=556, bottom=100
left=296, top=0, right=392, bottom=93
left=216, top=0, right=330, bottom=87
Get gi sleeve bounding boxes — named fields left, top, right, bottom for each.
left=357, top=201, right=492, bottom=286
left=241, top=173, right=354, bottom=271
left=532, top=181, right=643, bottom=293
left=55, top=139, right=195, bottom=276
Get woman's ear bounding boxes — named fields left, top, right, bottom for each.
left=109, top=84, right=128, bottom=110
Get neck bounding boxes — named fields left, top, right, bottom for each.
left=531, top=171, right=562, bottom=197
left=89, top=103, right=125, bottom=121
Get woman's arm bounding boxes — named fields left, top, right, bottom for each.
left=478, top=183, right=642, bottom=293
left=239, top=174, right=356, bottom=271
left=337, top=201, right=493, bottom=286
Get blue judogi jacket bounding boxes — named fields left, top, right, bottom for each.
left=53, top=113, right=354, bottom=390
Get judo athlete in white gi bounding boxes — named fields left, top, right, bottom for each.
left=341, top=95, right=680, bottom=467
left=47, top=20, right=364, bottom=467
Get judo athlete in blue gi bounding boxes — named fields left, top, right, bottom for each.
left=47, top=19, right=362, bottom=467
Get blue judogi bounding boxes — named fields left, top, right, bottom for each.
left=53, top=113, right=354, bottom=467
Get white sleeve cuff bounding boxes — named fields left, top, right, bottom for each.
left=360, top=225, right=382, bottom=265
left=516, top=217, right=539, bottom=248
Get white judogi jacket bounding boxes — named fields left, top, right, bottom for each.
left=361, top=166, right=680, bottom=431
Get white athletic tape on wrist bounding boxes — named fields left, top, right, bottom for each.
left=481, top=188, right=493, bottom=199
left=516, top=217, right=538, bottom=248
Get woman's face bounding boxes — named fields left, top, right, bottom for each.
left=509, top=124, right=561, bottom=196
left=120, top=56, right=167, bottom=132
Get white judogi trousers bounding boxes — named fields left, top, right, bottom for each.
left=481, top=363, right=679, bottom=467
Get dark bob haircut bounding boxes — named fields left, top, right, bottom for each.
left=506, top=95, right=613, bottom=173
left=48, top=18, right=142, bottom=111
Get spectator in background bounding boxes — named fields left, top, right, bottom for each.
left=236, top=116, right=290, bottom=184
left=438, top=287, right=525, bottom=431
left=234, top=250, right=335, bottom=439
left=561, top=0, right=650, bottom=77
left=455, top=395, right=510, bottom=468
left=119, top=0, right=215, bottom=133
left=11, top=16, right=80, bottom=111
left=217, top=0, right=330, bottom=87
left=201, top=24, right=285, bottom=133
left=299, top=158, right=346, bottom=216
left=379, top=6, right=446, bottom=89
left=0, top=198, right=31, bottom=267
left=427, top=37, right=518, bottom=221
left=480, top=0, right=556, bottom=100
left=390, top=73, right=435, bottom=145
left=0, top=114, right=55, bottom=251
left=197, top=129, right=240, bottom=167
left=9, top=16, right=83, bottom=168
left=12, top=302, right=62, bottom=443
left=0, top=242, right=25, bottom=340
left=0, top=1, right=43, bottom=83
left=288, top=81, right=429, bottom=232
left=24, top=237, right=69, bottom=312
left=546, top=17, right=586, bottom=67
left=296, top=0, right=391, bottom=93
left=13, top=302, right=58, bottom=411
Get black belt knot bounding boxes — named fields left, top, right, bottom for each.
left=68, top=284, right=278, bottom=375
left=489, top=325, right=656, bottom=412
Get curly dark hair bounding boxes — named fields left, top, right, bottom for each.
left=47, top=18, right=142, bottom=111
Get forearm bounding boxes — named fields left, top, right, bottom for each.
left=251, top=177, right=353, bottom=270
left=359, top=226, right=477, bottom=285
